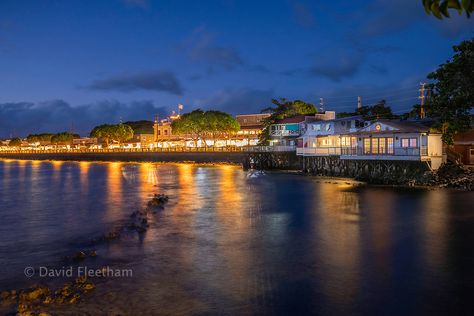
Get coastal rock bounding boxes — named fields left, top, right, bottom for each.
left=418, top=162, right=474, bottom=190
left=147, top=194, right=169, bottom=207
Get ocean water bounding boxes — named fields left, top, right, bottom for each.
left=0, top=160, right=473, bottom=315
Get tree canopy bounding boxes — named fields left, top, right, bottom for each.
left=90, top=123, right=134, bottom=146
left=26, top=133, right=54, bottom=143
left=171, top=109, right=240, bottom=146
left=258, top=98, right=317, bottom=145
left=423, top=0, right=473, bottom=19
left=426, top=38, right=474, bottom=144
left=337, top=100, right=396, bottom=120
left=123, top=120, right=154, bottom=134
left=8, top=137, right=22, bottom=147
left=50, top=132, right=78, bottom=145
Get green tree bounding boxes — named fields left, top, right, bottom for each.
left=423, top=0, right=473, bottom=18
left=336, top=100, right=396, bottom=120
left=426, top=38, right=474, bottom=144
left=26, top=133, right=54, bottom=143
left=90, top=123, right=134, bottom=147
left=115, top=123, right=134, bottom=144
left=171, top=109, right=240, bottom=147
left=8, top=137, right=22, bottom=147
left=51, top=132, right=76, bottom=145
left=258, top=98, right=317, bottom=145
left=123, top=120, right=154, bottom=134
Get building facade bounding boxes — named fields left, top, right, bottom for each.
left=235, top=113, right=270, bottom=146
left=298, top=118, right=445, bottom=170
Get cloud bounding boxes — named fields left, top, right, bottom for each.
left=180, top=26, right=243, bottom=70
left=283, top=49, right=365, bottom=81
left=86, top=70, right=183, bottom=95
left=289, top=0, right=316, bottom=28
left=0, top=100, right=168, bottom=138
left=355, top=0, right=473, bottom=39
left=122, top=0, right=149, bottom=9
left=194, top=88, right=274, bottom=114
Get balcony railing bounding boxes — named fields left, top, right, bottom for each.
left=297, top=146, right=430, bottom=157
left=296, top=147, right=341, bottom=156
left=341, top=146, right=428, bottom=157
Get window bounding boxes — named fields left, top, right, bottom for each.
left=401, top=138, right=417, bottom=148
left=164, top=130, right=168, bottom=135
left=371, top=138, right=379, bottom=154
left=387, top=138, right=394, bottom=154
left=341, top=137, right=351, bottom=147
left=379, top=138, right=386, bottom=154
left=313, top=124, right=321, bottom=131
left=364, top=138, right=371, bottom=154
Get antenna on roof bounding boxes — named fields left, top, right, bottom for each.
left=357, top=96, right=362, bottom=109
left=319, top=98, right=325, bottom=113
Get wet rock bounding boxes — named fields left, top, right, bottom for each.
left=20, top=286, right=50, bottom=302
left=147, top=194, right=169, bottom=207
left=1, top=290, right=17, bottom=305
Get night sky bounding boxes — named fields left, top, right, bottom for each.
left=0, top=0, right=472, bottom=137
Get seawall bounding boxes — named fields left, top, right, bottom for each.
left=0, top=152, right=247, bottom=164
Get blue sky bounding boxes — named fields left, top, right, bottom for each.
left=0, top=0, right=472, bottom=137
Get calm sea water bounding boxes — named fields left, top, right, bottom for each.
left=0, top=159, right=473, bottom=315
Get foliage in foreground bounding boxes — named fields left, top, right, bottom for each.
left=422, top=0, right=473, bottom=18
left=426, top=38, right=474, bottom=144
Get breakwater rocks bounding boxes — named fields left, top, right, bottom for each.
left=0, top=193, right=170, bottom=315
left=418, top=162, right=474, bottom=190
left=1, top=276, right=95, bottom=316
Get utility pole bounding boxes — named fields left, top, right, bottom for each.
left=319, top=98, right=325, bottom=113
left=419, top=82, right=426, bottom=119
left=357, top=96, right=362, bottom=110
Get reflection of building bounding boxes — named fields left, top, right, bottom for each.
left=235, top=113, right=270, bottom=146
left=453, top=126, right=474, bottom=165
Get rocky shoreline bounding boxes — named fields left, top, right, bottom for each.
left=415, top=162, right=474, bottom=191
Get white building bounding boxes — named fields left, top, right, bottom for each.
left=297, top=118, right=445, bottom=170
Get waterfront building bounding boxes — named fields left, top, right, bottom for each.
left=235, top=113, right=270, bottom=146
left=269, top=111, right=336, bottom=147
left=72, top=137, right=98, bottom=148
left=297, top=116, right=367, bottom=156
left=133, top=133, right=155, bottom=148
left=453, top=126, right=474, bottom=165
left=298, top=118, right=444, bottom=170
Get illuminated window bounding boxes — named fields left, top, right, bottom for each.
left=364, top=138, right=371, bottom=154
left=371, top=138, right=379, bottom=154
left=387, top=138, right=394, bottom=154
left=401, top=138, right=417, bottom=148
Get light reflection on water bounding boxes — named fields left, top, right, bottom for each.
left=0, top=160, right=474, bottom=315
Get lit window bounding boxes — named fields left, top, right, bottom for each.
left=401, top=138, right=417, bottom=148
